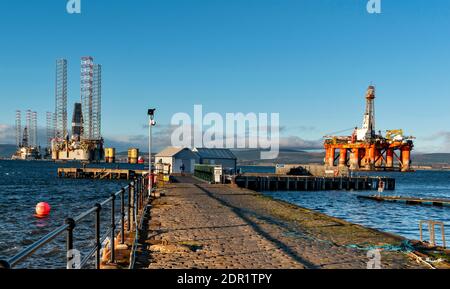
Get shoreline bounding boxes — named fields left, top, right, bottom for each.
left=1, top=159, right=450, bottom=171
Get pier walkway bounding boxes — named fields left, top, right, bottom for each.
left=134, top=177, right=429, bottom=269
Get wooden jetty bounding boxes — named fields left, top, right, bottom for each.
left=234, top=175, right=395, bottom=192
left=57, top=167, right=147, bottom=180
left=358, top=195, right=450, bottom=208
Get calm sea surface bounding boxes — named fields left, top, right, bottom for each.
left=262, top=170, right=450, bottom=244
left=0, top=160, right=144, bottom=268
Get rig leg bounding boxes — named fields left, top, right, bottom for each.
left=401, top=146, right=411, bottom=172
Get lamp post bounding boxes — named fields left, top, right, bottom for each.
left=148, top=109, right=156, bottom=197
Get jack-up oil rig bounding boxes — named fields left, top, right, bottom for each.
left=11, top=110, right=41, bottom=160
left=324, top=86, right=414, bottom=172
left=51, top=57, right=104, bottom=162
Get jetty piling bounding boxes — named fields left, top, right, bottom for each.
left=235, top=175, right=395, bottom=192
left=57, top=167, right=148, bottom=180
left=358, top=195, right=450, bottom=208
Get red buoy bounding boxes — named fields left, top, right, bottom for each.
left=35, top=202, right=51, bottom=217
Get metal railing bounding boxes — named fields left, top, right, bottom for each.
left=420, top=220, right=447, bottom=248
left=0, top=174, right=149, bottom=269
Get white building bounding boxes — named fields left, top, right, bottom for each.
left=155, top=147, right=200, bottom=174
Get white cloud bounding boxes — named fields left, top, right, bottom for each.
left=415, top=131, right=450, bottom=153
left=0, top=124, right=16, bottom=144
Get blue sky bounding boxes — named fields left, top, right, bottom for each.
left=0, top=0, right=450, bottom=152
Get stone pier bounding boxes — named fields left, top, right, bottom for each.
left=133, top=177, right=432, bottom=269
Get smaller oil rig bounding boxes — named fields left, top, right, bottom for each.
left=12, top=110, right=41, bottom=160
left=324, top=86, right=414, bottom=172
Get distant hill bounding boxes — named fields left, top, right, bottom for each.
left=233, top=149, right=324, bottom=165
left=233, top=149, right=450, bottom=167
left=3, top=144, right=449, bottom=167
left=412, top=153, right=450, bottom=166
left=0, top=144, right=16, bottom=158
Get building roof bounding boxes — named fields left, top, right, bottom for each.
left=193, top=148, right=237, bottom=160
left=155, top=147, right=185, bottom=157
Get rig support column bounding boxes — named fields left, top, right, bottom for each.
left=339, top=148, right=347, bottom=167
left=350, top=148, right=360, bottom=170
left=401, top=146, right=411, bottom=172
left=367, top=145, right=375, bottom=170
left=374, top=148, right=382, bottom=168
left=328, top=148, right=336, bottom=167
left=386, top=148, right=394, bottom=169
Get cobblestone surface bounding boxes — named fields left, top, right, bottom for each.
left=135, top=178, right=426, bottom=269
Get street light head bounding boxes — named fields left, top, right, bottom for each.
left=148, top=108, right=156, bottom=116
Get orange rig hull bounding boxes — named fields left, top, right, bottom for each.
left=324, top=140, right=414, bottom=172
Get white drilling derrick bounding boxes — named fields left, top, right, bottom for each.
left=81, top=56, right=94, bottom=139
left=46, top=112, right=55, bottom=148
left=26, top=110, right=32, bottom=146
left=15, top=110, right=22, bottom=147
left=81, top=57, right=102, bottom=140
left=31, top=111, right=37, bottom=147
left=356, top=85, right=376, bottom=142
left=92, top=64, right=102, bottom=140
left=55, top=59, right=68, bottom=139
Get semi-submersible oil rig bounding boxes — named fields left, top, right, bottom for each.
left=324, top=86, right=414, bottom=172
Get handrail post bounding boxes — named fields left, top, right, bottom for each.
left=94, top=203, right=102, bottom=269
left=137, top=179, right=142, bottom=208
left=134, top=177, right=139, bottom=211
left=142, top=176, right=145, bottom=205
left=139, top=177, right=143, bottom=210
left=143, top=175, right=147, bottom=202
left=142, top=176, right=145, bottom=203
left=110, top=194, right=116, bottom=264
left=127, top=182, right=134, bottom=232
left=65, top=218, right=76, bottom=269
left=120, top=188, right=125, bottom=244
left=134, top=181, right=138, bottom=228
left=139, top=176, right=143, bottom=208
